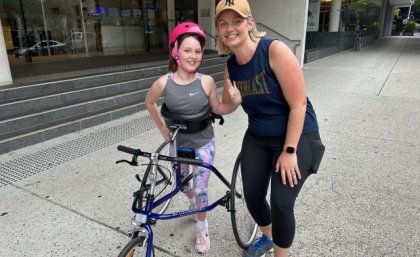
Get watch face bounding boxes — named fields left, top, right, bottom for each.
left=286, top=146, right=295, bottom=154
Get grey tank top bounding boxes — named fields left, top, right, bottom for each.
left=163, top=73, right=214, bottom=148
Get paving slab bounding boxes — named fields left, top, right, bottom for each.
left=0, top=186, right=128, bottom=257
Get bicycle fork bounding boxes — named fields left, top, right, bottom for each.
left=131, top=154, right=160, bottom=257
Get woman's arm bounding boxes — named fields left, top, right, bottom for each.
left=145, top=75, right=171, bottom=142
left=269, top=40, right=307, bottom=187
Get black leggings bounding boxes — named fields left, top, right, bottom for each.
left=241, top=130, right=321, bottom=248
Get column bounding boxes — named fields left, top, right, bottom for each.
left=329, top=0, right=342, bottom=32
left=198, top=0, right=216, bottom=50
left=0, top=20, right=13, bottom=87
left=379, top=0, right=387, bottom=38
left=167, top=0, right=175, bottom=34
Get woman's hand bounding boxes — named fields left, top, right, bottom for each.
left=226, top=79, right=242, bottom=105
left=275, top=152, right=301, bottom=187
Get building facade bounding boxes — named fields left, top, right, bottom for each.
left=0, top=0, right=414, bottom=86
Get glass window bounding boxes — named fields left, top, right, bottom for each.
left=1, top=0, right=170, bottom=63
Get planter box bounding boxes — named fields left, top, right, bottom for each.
left=391, top=31, right=403, bottom=36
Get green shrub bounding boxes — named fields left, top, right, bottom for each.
left=404, top=21, right=416, bottom=33
left=394, top=18, right=404, bottom=32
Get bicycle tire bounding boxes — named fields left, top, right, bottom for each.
left=230, top=153, right=258, bottom=249
left=117, top=235, right=155, bottom=257
left=137, top=142, right=175, bottom=214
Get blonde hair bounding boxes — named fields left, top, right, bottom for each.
left=216, top=18, right=266, bottom=55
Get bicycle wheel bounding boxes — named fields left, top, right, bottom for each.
left=118, top=235, right=155, bottom=257
left=230, top=153, right=258, bottom=249
left=138, top=142, right=175, bottom=215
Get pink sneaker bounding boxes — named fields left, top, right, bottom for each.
left=195, top=225, right=210, bottom=253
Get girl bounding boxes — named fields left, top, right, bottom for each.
left=145, top=22, right=238, bottom=253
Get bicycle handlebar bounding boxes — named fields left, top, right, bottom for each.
left=117, top=145, right=142, bottom=155
left=117, top=145, right=204, bottom=166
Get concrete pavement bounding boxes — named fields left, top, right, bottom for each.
left=1, top=35, right=419, bottom=257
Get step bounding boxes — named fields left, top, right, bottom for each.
left=0, top=66, right=165, bottom=104
left=0, top=61, right=223, bottom=119
left=304, top=45, right=339, bottom=63
left=0, top=61, right=225, bottom=120
left=0, top=76, right=158, bottom=120
left=0, top=102, right=148, bottom=155
left=1, top=55, right=225, bottom=104
left=0, top=67, right=224, bottom=133
left=0, top=89, right=148, bottom=140
left=0, top=79, right=225, bottom=155
left=0, top=57, right=227, bottom=154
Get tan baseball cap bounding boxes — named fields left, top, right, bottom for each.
left=215, top=0, right=252, bottom=19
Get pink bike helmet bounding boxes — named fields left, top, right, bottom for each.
left=169, top=22, right=206, bottom=60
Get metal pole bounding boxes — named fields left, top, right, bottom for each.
left=121, top=0, right=127, bottom=55
left=407, top=0, right=415, bottom=20
left=79, top=0, right=89, bottom=53
left=40, top=0, right=51, bottom=56
left=18, top=0, right=32, bottom=62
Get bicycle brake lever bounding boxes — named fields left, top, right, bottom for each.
left=116, top=159, right=138, bottom=166
left=135, top=174, right=141, bottom=182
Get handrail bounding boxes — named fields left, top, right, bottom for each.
left=256, top=22, right=301, bottom=55
left=203, top=30, right=217, bottom=41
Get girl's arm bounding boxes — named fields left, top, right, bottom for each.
left=145, top=75, right=171, bottom=142
left=204, top=67, right=241, bottom=115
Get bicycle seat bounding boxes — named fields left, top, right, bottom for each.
left=160, top=103, right=213, bottom=134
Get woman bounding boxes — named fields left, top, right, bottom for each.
left=215, top=1, right=325, bottom=257
left=145, top=22, right=237, bottom=253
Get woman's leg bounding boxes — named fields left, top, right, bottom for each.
left=270, top=133, right=314, bottom=257
left=273, top=245, right=289, bottom=257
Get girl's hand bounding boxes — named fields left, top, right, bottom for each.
left=275, top=152, right=301, bottom=187
left=159, top=126, right=171, bottom=142
left=227, top=80, right=242, bottom=105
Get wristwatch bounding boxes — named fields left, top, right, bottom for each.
left=285, top=146, right=295, bottom=154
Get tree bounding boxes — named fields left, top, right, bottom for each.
left=349, top=0, right=369, bottom=19
left=348, top=0, right=381, bottom=30
left=393, top=8, right=400, bottom=18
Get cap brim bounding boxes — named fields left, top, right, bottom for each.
left=215, top=7, right=248, bottom=19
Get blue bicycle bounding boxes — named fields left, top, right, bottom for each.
left=116, top=123, right=257, bottom=257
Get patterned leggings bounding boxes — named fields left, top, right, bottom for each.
left=170, top=138, right=215, bottom=208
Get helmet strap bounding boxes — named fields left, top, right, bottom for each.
left=171, top=41, right=179, bottom=64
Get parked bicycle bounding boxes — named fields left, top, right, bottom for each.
left=353, top=31, right=362, bottom=52
left=115, top=109, right=257, bottom=257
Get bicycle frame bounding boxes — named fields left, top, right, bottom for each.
left=127, top=147, right=234, bottom=257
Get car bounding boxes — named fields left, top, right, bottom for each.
left=14, top=40, right=68, bottom=56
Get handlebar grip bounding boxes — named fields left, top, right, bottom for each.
left=117, top=145, right=140, bottom=155
left=175, top=157, right=203, bottom=166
